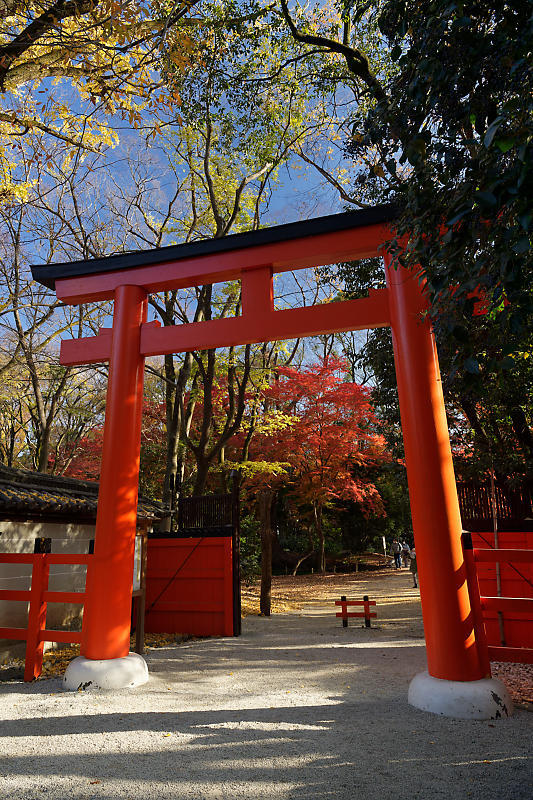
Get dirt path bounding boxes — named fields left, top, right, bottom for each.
left=242, top=568, right=425, bottom=646
left=241, top=568, right=422, bottom=620
left=1, top=568, right=531, bottom=800
left=243, top=568, right=532, bottom=709
left=3, top=567, right=531, bottom=706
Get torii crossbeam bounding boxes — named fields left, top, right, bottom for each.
left=32, top=204, right=511, bottom=717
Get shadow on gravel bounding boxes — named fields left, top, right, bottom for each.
left=145, top=631, right=428, bottom=699
left=0, top=699, right=532, bottom=800
left=0, top=666, right=24, bottom=682
left=0, top=576, right=530, bottom=800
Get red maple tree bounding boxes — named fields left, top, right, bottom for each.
left=56, top=400, right=167, bottom=499
left=248, top=357, right=389, bottom=573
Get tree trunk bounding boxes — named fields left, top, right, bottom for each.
left=162, top=356, right=179, bottom=510
left=314, top=502, right=326, bottom=574
left=292, top=550, right=314, bottom=576
left=193, top=458, right=211, bottom=496
left=259, top=489, right=274, bottom=616
left=163, top=351, right=194, bottom=516
left=7, top=423, right=16, bottom=467
left=510, top=407, right=533, bottom=458
left=460, top=395, right=491, bottom=454
left=36, top=426, right=51, bottom=472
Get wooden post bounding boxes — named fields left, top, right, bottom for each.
left=232, top=474, right=242, bottom=636
left=490, top=472, right=506, bottom=647
left=341, top=595, right=348, bottom=628
left=24, top=554, right=49, bottom=681
left=385, top=255, right=484, bottom=682
left=363, top=595, right=371, bottom=628
left=135, top=533, right=147, bottom=655
left=461, top=533, right=491, bottom=678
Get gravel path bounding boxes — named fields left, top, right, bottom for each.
left=0, top=571, right=531, bottom=800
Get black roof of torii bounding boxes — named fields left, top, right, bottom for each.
left=31, top=204, right=398, bottom=290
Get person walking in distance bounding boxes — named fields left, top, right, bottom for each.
left=409, top=547, right=418, bottom=588
left=401, top=540, right=410, bottom=567
left=390, top=539, right=402, bottom=569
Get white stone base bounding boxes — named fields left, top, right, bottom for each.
left=408, top=670, right=513, bottom=720
left=62, top=653, right=149, bottom=692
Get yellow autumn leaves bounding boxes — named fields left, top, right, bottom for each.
left=0, top=0, right=197, bottom=203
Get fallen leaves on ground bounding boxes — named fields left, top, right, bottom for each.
left=492, top=662, right=533, bottom=710
left=1, top=633, right=195, bottom=681
left=241, top=567, right=391, bottom=616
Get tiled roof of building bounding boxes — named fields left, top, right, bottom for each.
left=0, top=464, right=162, bottom=523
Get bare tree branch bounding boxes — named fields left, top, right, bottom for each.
left=278, top=0, right=388, bottom=105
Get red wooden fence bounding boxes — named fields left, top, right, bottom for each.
left=457, top=480, right=533, bottom=530
left=177, top=494, right=234, bottom=531
left=462, top=532, right=533, bottom=665
left=145, top=536, right=235, bottom=637
left=0, top=552, right=90, bottom=680
left=335, top=595, right=377, bottom=628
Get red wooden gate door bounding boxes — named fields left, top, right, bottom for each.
left=145, top=536, right=235, bottom=637
left=472, top=531, right=533, bottom=649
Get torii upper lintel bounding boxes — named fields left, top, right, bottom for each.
left=33, top=205, right=397, bottom=366
left=32, top=204, right=397, bottom=299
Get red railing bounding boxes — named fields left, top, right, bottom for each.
left=462, top=532, right=533, bottom=666
left=0, top=552, right=90, bottom=681
left=335, top=595, right=377, bottom=628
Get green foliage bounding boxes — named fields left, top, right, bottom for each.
left=340, top=465, right=412, bottom=552
left=320, top=513, right=344, bottom=557
left=310, top=3, right=533, bottom=479
left=369, top=0, right=532, bottom=378
left=328, top=259, right=532, bottom=479
left=239, top=513, right=261, bottom=581
left=289, top=0, right=531, bottom=388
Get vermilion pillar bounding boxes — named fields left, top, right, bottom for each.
left=81, top=284, right=147, bottom=660
left=384, top=254, right=485, bottom=682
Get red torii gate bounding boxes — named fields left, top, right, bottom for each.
left=32, top=204, right=511, bottom=716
